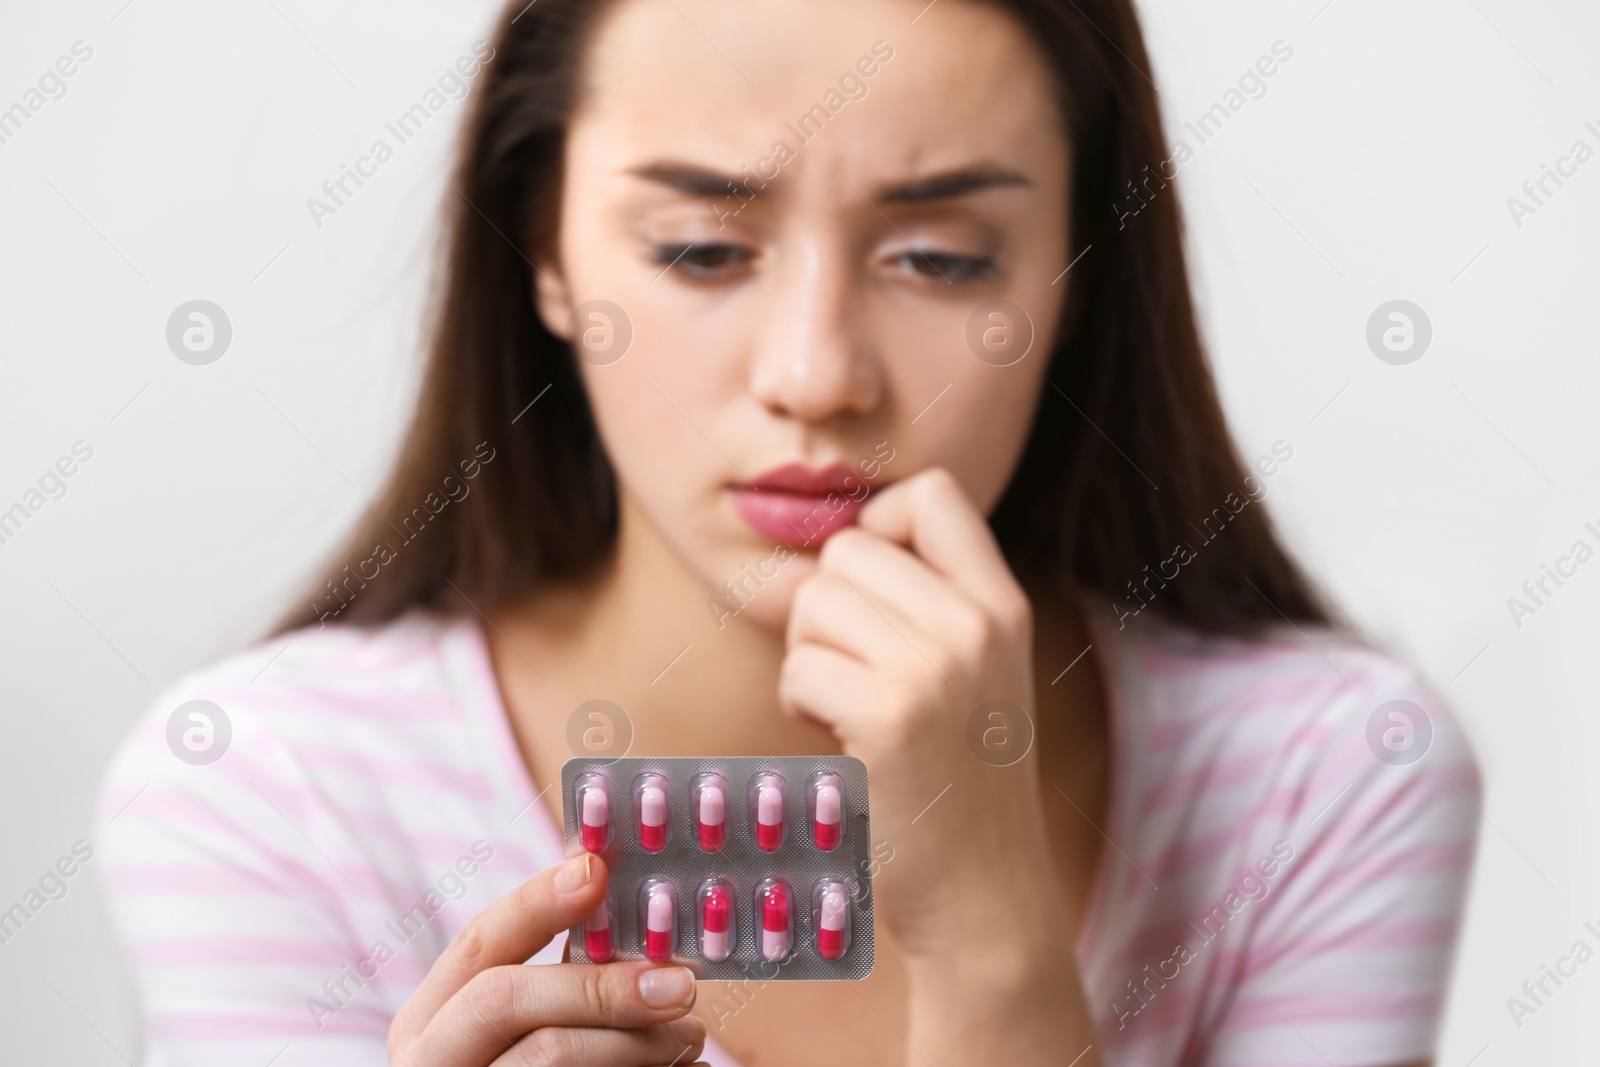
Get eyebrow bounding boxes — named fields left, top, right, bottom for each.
left=624, top=161, right=1033, bottom=204
left=627, top=162, right=742, bottom=199
left=876, top=166, right=1033, bottom=204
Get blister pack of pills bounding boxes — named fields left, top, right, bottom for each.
left=561, top=755, right=875, bottom=981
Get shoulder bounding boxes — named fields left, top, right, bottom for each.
left=102, top=610, right=474, bottom=773
left=1087, top=615, right=1482, bottom=1056
left=93, top=611, right=493, bottom=873
left=89, top=613, right=518, bottom=1054
left=188, top=608, right=472, bottom=707
left=1109, top=613, right=1480, bottom=801
left=1092, top=609, right=1482, bottom=903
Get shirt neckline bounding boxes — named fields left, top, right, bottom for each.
left=441, top=614, right=564, bottom=859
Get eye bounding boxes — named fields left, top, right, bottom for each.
left=649, top=243, right=752, bottom=279
left=893, top=250, right=997, bottom=282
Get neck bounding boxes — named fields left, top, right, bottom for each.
left=491, top=492, right=837, bottom=760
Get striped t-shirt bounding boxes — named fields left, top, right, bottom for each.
left=95, top=605, right=1480, bottom=1066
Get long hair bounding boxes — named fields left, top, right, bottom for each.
left=278, top=0, right=1328, bottom=636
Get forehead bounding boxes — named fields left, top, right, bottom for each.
left=571, top=0, right=1066, bottom=188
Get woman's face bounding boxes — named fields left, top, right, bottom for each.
left=534, top=0, right=1070, bottom=627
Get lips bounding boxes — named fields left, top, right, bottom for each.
left=730, top=463, right=866, bottom=547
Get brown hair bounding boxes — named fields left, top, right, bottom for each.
left=279, top=0, right=1328, bottom=636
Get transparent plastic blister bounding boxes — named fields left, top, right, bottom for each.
left=562, top=755, right=874, bottom=981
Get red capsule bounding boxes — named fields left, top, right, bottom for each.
left=696, top=781, right=726, bottom=851
left=639, top=782, right=667, bottom=852
left=579, top=784, right=609, bottom=853
left=645, top=883, right=674, bottom=962
left=584, top=898, right=612, bottom=962
left=700, top=883, right=732, bottom=961
left=812, top=780, right=841, bottom=851
left=817, top=887, right=847, bottom=960
left=756, top=782, right=783, bottom=852
left=759, top=881, right=791, bottom=962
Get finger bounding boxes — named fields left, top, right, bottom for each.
left=814, top=527, right=975, bottom=637
left=488, top=1016, right=706, bottom=1067
left=786, top=573, right=908, bottom=665
left=778, top=642, right=878, bottom=735
left=410, top=962, right=698, bottom=1067
left=393, top=854, right=609, bottom=1046
left=856, top=468, right=1025, bottom=620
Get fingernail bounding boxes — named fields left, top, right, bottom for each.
left=554, top=854, right=591, bottom=894
left=669, top=1015, right=706, bottom=1044
left=638, top=966, right=695, bottom=1010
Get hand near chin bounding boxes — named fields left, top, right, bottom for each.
left=779, top=468, right=1055, bottom=958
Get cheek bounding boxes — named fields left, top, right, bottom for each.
left=580, top=371, right=684, bottom=488
left=575, top=311, right=772, bottom=603
left=871, top=310, right=1054, bottom=516
left=865, top=266, right=1064, bottom=516
left=579, top=358, right=726, bottom=586
left=931, top=367, right=1050, bottom=512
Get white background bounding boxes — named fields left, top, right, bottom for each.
left=2, top=0, right=1597, bottom=1062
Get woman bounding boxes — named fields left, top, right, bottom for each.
left=96, top=0, right=1480, bottom=1064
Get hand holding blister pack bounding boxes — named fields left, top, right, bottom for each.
left=561, top=756, right=875, bottom=980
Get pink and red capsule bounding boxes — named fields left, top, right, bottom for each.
left=634, top=773, right=669, bottom=853
left=640, top=880, right=677, bottom=962
left=691, top=772, right=727, bottom=852
left=576, top=774, right=611, bottom=853
left=579, top=769, right=845, bottom=853
left=813, top=879, right=851, bottom=960
left=751, top=773, right=785, bottom=852
left=756, top=878, right=792, bottom=962
left=808, top=772, right=843, bottom=852
left=697, top=879, right=734, bottom=962
left=583, top=895, right=613, bottom=962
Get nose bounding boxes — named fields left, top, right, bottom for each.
left=748, top=233, right=883, bottom=422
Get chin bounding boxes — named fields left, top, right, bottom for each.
left=701, top=546, right=819, bottom=633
